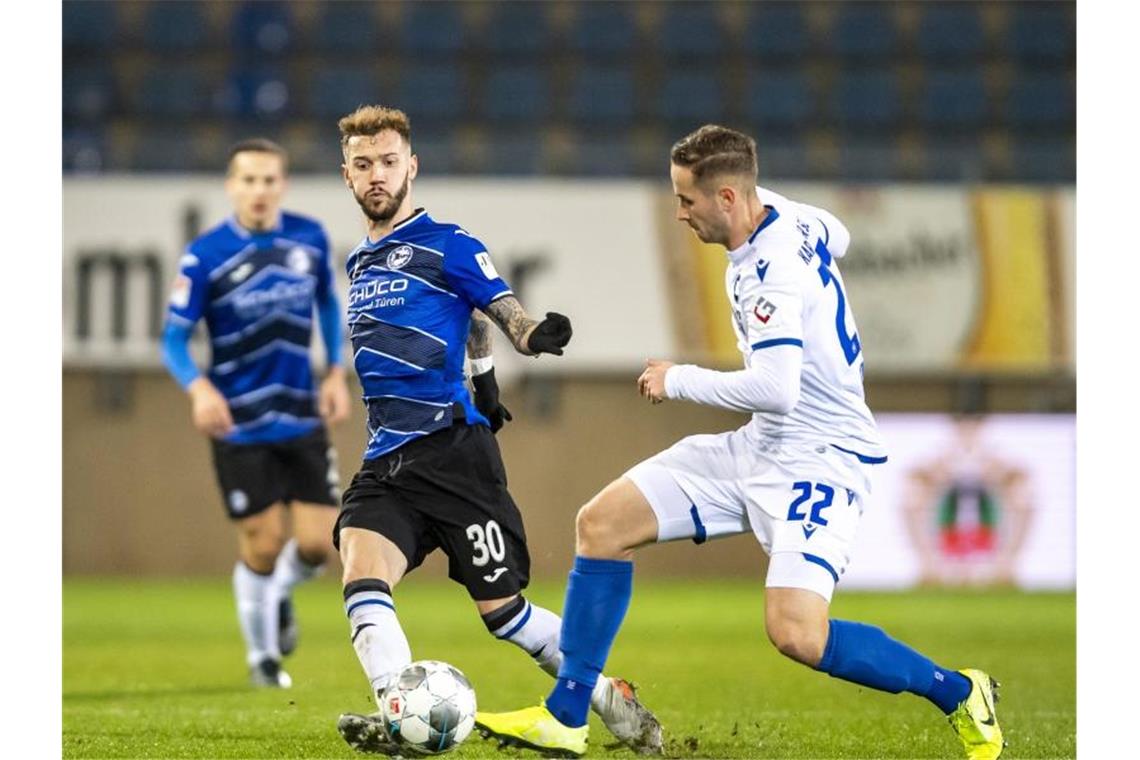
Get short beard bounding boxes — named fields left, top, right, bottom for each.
left=355, top=172, right=410, bottom=223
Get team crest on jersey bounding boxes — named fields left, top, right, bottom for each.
left=287, top=246, right=311, bottom=273
left=229, top=262, right=255, bottom=283
left=386, top=245, right=414, bottom=270
left=753, top=296, right=778, bottom=324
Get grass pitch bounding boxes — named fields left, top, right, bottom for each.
left=63, top=577, right=1074, bottom=759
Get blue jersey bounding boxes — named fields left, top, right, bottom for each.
left=164, top=212, right=339, bottom=444
left=345, top=209, right=512, bottom=460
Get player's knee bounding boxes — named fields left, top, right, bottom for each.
left=765, top=615, right=827, bottom=667
left=295, top=535, right=331, bottom=567
left=575, top=500, right=619, bottom=557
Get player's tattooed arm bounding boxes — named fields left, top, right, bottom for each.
left=483, top=296, right=573, bottom=356
left=466, top=309, right=495, bottom=360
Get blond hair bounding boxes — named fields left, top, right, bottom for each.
left=338, top=105, right=412, bottom=150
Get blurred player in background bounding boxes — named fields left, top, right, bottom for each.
left=476, top=126, right=1005, bottom=760
left=160, top=138, right=351, bottom=688
left=903, top=414, right=1035, bottom=587
left=328, top=106, right=661, bottom=756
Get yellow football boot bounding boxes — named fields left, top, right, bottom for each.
left=947, top=669, right=1006, bottom=759
left=475, top=703, right=588, bottom=758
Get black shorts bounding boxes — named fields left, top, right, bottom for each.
left=211, top=426, right=340, bottom=519
left=335, top=423, right=531, bottom=601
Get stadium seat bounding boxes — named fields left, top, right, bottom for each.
left=141, top=0, right=209, bottom=52
left=571, top=133, right=635, bottom=176
left=63, top=128, right=106, bottom=174
left=753, top=134, right=810, bottom=180
left=130, top=129, right=199, bottom=172
left=921, top=137, right=989, bottom=182
left=309, top=2, right=380, bottom=54
left=133, top=64, right=211, bottom=118
left=1007, top=3, right=1075, bottom=64
left=1009, top=136, right=1075, bottom=183
left=829, top=3, right=899, bottom=60
left=402, top=2, right=468, bottom=58
left=919, top=69, right=988, bottom=129
left=231, top=1, right=294, bottom=57
left=395, top=66, right=466, bottom=126
left=916, top=4, right=985, bottom=62
left=483, top=132, right=545, bottom=176
left=829, top=69, right=902, bottom=130
left=483, top=66, right=550, bottom=124
left=63, top=65, right=117, bottom=123
left=836, top=138, right=903, bottom=181
left=743, top=69, right=814, bottom=130
left=410, top=132, right=461, bottom=175
left=483, top=1, right=551, bottom=57
left=308, top=66, right=378, bottom=119
left=659, top=2, right=723, bottom=58
left=743, top=2, right=809, bottom=60
left=1005, top=71, right=1075, bottom=130
left=568, top=2, right=637, bottom=57
left=63, top=0, right=117, bottom=51
left=567, top=65, right=636, bottom=126
left=214, top=67, right=291, bottom=120
left=655, top=69, right=726, bottom=127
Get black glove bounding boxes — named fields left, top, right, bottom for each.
left=526, top=312, right=573, bottom=356
left=471, top=368, right=513, bottom=433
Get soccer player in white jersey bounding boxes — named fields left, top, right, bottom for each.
left=475, top=125, right=1005, bottom=760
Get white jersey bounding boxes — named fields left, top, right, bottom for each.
left=722, top=186, right=885, bottom=461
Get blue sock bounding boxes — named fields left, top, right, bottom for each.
left=817, top=619, right=972, bottom=714
left=544, top=557, right=633, bottom=728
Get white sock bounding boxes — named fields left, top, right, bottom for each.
left=344, top=579, right=412, bottom=705
left=482, top=597, right=610, bottom=712
left=273, top=538, right=324, bottom=592
left=233, top=561, right=273, bottom=667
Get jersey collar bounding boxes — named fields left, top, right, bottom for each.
left=360, top=207, right=428, bottom=249
left=226, top=213, right=284, bottom=239
left=727, top=206, right=780, bottom=264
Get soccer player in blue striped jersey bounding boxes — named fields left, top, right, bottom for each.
left=329, top=106, right=662, bottom=756
left=475, top=126, right=1004, bottom=759
left=161, top=138, right=351, bottom=689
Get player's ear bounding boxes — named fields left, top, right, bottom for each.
left=408, top=152, right=419, bottom=182
left=341, top=162, right=351, bottom=189
left=717, top=184, right=736, bottom=210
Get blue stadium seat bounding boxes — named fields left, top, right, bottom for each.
left=921, top=137, right=989, bottom=182
left=567, top=65, right=636, bottom=126
left=308, top=66, right=378, bottom=119
left=63, top=1, right=117, bottom=51
left=916, top=4, right=985, bottom=62
left=483, top=1, right=551, bottom=57
left=402, top=2, right=467, bottom=58
left=655, top=70, right=726, bottom=127
left=483, top=66, right=550, bottom=123
left=130, top=129, right=198, bottom=172
left=829, top=70, right=902, bottom=130
left=214, top=67, right=291, bottom=120
left=572, top=133, right=635, bottom=176
left=483, top=132, right=545, bottom=176
left=1005, top=71, right=1075, bottom=129
left=310, top=2, right=380, bottom=54
left=133, top=64, right=210, bottom=118
left=1009, top=136, right=1075, bottom=183
left=63, top=128, right=106, bottom=173
left=919, top=69, right=988, bottom=129
left=142, top=0, right=209, bottom=52
left=829, top=3, right=899, bottom=60
left=568, top=2, right=637, bottom=57
left=659, top=2, right=723, bottom=58
left=744, top=69, right=814, bottom=129
left=231, top=1, right=294, bottom=57
left=395, top=66, right=465, bottom=128
left=743, top=2, right=808, bottom=60
left=836, top=138, right=903, bottom=181
left=1008, top=3, right=1075, bottom=64
left=755, top=135, right=810, bottom=180
left=63, top=65, right=117, bottom=122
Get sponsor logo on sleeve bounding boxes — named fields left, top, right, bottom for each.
left=753, top=296, right=778, bottom=324
left=474, top=252, right=500, bottom=280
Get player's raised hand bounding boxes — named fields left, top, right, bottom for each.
left=638, top=359, right=675, bottom=404
left=526, top=312, right=573, bottom=356
left=188, top=378, right=235, bottom=438
left=471, top=368, right=513, bottom=433
left=319, top=365, right=352, bottom=425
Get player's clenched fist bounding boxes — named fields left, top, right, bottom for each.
left=188, top=378, right=235, bottom=438
left=526, top=312, right=573, bottom=356
left=638, top=359, right=675, bottom=404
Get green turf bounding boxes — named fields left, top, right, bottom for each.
left=63, top=577, right=1074, bottom=759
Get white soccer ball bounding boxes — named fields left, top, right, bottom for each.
left=381, top=660, right=477, bottom=755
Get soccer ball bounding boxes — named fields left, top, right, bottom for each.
left=381, top=660, right=477, bottom=755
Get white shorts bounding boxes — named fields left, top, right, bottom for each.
left=624, top=427, right=875, bottom=602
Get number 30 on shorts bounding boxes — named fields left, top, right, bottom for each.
left=465, top=520, right=506, bottom=567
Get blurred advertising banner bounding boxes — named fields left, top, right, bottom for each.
left=64, top=178, right=1072, bottom=376
left=842, top=413, right=1075, bottom=590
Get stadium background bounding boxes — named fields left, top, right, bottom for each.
left=63, top=0, right=1075, bottom=585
